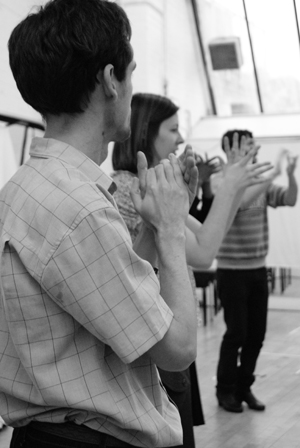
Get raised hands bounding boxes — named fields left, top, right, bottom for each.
left=285, top=151, right=298, bottom=176
left=223, top=132, right=260, bottom=164
left=195, top=153, right=224, bottom=187
left=177, top=145, right=199, bottom=205
left=130, top=152, right=190, bottom=234
left=222, top=132, right=272, bottom=190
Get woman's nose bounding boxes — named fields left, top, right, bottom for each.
left=177, top=133, right=184, bottom=145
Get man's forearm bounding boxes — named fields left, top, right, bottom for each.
left=148, top=231, right=197, bottom=371
left=133, top=222, right=158, bottom=267
left=284, top=174, right=298, bottom=206
left=240, top=178, right=273, bottom=209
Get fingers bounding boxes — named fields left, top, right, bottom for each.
left=182, top=145, right=195, bottom=183
left=249, top=161, right=273, bottom=177
left=224, top=136, right=237, bottom=165
left=239, top=146, right=256, bottom=166
left=223, top=136, right=231, bottom=161
left=231, top=132, right=239, bottom=161
left=169, top=153, right=186, bottom=186
left=137, top=151, right=148, bottom=199
left=177, top=144, right=194, bottom=178
left=158, top=159, right=174, bottom=184
left=292, top=155, right=298, bottom=166
left=239, top=135, right=247, bottom=158
left=188, top=166, right=199, bottom=197
left=195, top=154, right=204, bottom=164
left=287, top=154, right=298, bottom=166
left=184, top=156, right=194, bottom=183
left=207, top=155, right=221, bottom=164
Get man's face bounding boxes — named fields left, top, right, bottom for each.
left=114, top=53, right=136, bottom=142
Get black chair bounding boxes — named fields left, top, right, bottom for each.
left=193, top=270, right=220, bottom=326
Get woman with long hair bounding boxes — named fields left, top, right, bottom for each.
left=112, top=93, right=204, bottom=448
left=111, top=93, right=272, bottom=446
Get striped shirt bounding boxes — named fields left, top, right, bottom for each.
left=217, top=184, right=286, bottom=269
left=0, top=138, right=182, bottom=448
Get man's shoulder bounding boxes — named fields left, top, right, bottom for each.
left=0, top=158, right=115, bottom=239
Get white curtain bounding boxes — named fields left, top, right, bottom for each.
left=0, top=127, right=18, bottom=189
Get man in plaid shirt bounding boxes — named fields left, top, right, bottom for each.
left=0, top=1, right=198, bottom=447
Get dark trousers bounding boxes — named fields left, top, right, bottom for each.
left=216, top=267, right=269, bottom=394
left=10, top=421, right=135, bottom=448
left=160, top=362, right=204, bottom=448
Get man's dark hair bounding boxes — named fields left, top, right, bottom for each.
left=8, top=0, right=132, bottom=117
left=112, top=93, right=179, bottom=173
left=221, top=129, right=253, bottom=151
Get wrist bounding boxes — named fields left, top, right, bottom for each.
left=218, top=177, right=236, bottom=196
left=155, top=229, right=186, bottom=267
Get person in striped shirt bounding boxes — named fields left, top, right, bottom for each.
left=214, top=130, right=298, bottom=413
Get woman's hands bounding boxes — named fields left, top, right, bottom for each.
left=177, top=145, right=199, bottom=205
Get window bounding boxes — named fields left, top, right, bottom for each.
left=196, top=0, right=300, bottom=115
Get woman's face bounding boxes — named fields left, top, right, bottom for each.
left=152, top=113, right=184, bottom=166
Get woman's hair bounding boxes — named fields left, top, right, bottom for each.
left=112, top=93, right=179, bottom=173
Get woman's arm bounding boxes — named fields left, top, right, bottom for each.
left=185, top=145, right=272, bottom=269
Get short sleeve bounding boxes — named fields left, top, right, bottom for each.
left=41, top=204, right=173, bottom=364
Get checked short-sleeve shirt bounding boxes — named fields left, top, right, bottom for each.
left=0, top=138, right=181, bottom=447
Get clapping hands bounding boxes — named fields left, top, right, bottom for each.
left=194, top=153, right=224, bottom=187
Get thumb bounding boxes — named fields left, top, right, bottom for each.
left=137, top=151, right=148, bottom=199
left=188, top=166, right=199, bottom=198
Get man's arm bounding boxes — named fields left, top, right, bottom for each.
left=283, top=154, right=298, bottom=206
left=184, top=147, right=272, bottom=269
left=131, top=153, right=197, bottom=371
left=133, top=222, right=158, bottom=268
left=239, top=149, right=290, bottom=209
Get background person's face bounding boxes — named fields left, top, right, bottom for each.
left=152, top=113, right=184, bottom=166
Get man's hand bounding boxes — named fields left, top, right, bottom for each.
left=221, top=146, right=273, bottom=191
left=223, top=132, right=260, bottom=164
left=286, top=152, right=298, bottom=176
left=177, top=144, right=198, bottom=205
left=131, top=152, right=189, bottom=234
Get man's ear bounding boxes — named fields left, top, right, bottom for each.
left=98, top=64, right=118, bottom=99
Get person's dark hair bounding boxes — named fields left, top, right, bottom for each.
left=112, top=93, right=179, bottom=173
left=8, top=0, right=132, bottom=117
left=221, top=129, right=253, bottom=151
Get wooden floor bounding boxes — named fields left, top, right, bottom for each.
left=194, top=306, right=300, bottom=448
left=1, top=283, right=300, bottom=448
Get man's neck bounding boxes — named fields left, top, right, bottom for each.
left=44, top=111, right=109, bottom=166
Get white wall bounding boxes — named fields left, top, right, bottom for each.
left=0, top=0, right=46, bottom=122
left=188, top=113, right=300, bottom=269
left=102, top=0, right=211, bottom=175
left=120, top=0, right=210, bottom=136
left=0, top=0, right=211, bottom=174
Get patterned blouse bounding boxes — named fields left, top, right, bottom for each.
left=111, top=170, right=198, bottom=301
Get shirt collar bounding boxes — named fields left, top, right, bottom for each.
left=29, top=137, right=116, bottom=194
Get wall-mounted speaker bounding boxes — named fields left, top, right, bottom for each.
left=208, top=37, right=243, bottom=70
